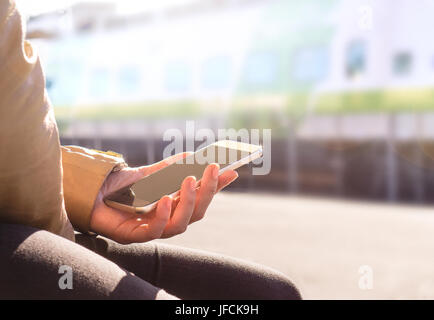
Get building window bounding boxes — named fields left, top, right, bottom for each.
left=202, top=56, right=231, bottom=90
left=393, top=52, right=412, bottom=76
left=292, top=46, right=329, bottom=83
left=165, top=61, right=192, bottom=92
left=346, top=40, right=366, bottom=79
left=244, top=52, right=278, bottom=86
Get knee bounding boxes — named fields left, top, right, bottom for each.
left=263, top=271, right=302, bottom=300
left=236, top=262, right=302, bottom=300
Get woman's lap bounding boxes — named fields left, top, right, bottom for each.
left=0, top=223, right=175, bottom=299
left=0, top=223, right=301, bottom=300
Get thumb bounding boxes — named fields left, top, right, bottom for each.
left=102, top=152, right=194, bottom=200
left=135, top=152, right=193, bottom=177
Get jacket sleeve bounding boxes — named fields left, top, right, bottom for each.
left=0, top=0, right=74, bottom=240
left=61, top=146, right=127, bottom=233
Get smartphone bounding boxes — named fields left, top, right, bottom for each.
left=103, top=140, right=263, bottom=214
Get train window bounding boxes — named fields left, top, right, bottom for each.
left=244, top=52, right=278, bottom=86
left=89, top=68, right=110, bottom=98
left=202, top=56, right=231, bottom=90
left=393, top=52, right=412, bottom=76
left=48, top=60, right=82, bottom=105
left=292, top=47, right=328, bottom=83
left=346, top=40, right=366, bottom=79
left=119, top=66, right=141, bottom=94
left=165, top=61, right=192, bottom=92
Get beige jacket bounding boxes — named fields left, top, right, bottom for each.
left=0, top=0, right=125, bottom=241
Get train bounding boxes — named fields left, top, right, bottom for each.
left=29, top=0, right=434, bottom=124
left=29, top=0, right=434, bottom=204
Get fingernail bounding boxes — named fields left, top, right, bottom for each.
left=213, top=164, right=220, bottom=179
left=190, top=177, right=197, bottom=191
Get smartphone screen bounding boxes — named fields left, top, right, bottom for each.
left=105, top=142, right=261, bottom=208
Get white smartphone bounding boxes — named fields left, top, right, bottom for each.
left=104, top=140, right=263, bottom=214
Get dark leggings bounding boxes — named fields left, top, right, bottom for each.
left=0, top=223, right=301, bottom=300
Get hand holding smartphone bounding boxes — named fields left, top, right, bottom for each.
left=104, top=140, right=263, bottom=214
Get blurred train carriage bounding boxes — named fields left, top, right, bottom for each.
left=28, top=0, right=434, bottom=203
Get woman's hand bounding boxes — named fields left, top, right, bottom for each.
left=90, top=153, right=239, bottom=244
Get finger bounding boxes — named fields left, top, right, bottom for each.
left=190, top=164, right=219, bottom=223
left=169, top=196, right=181, bottom=217
left=161, top=176, right=196, bottom=238
left=216, top=170, right=239, bottom=192
left=136, top=152, right=194, bottom=177
left=124, top=195, right=172, bottom=243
